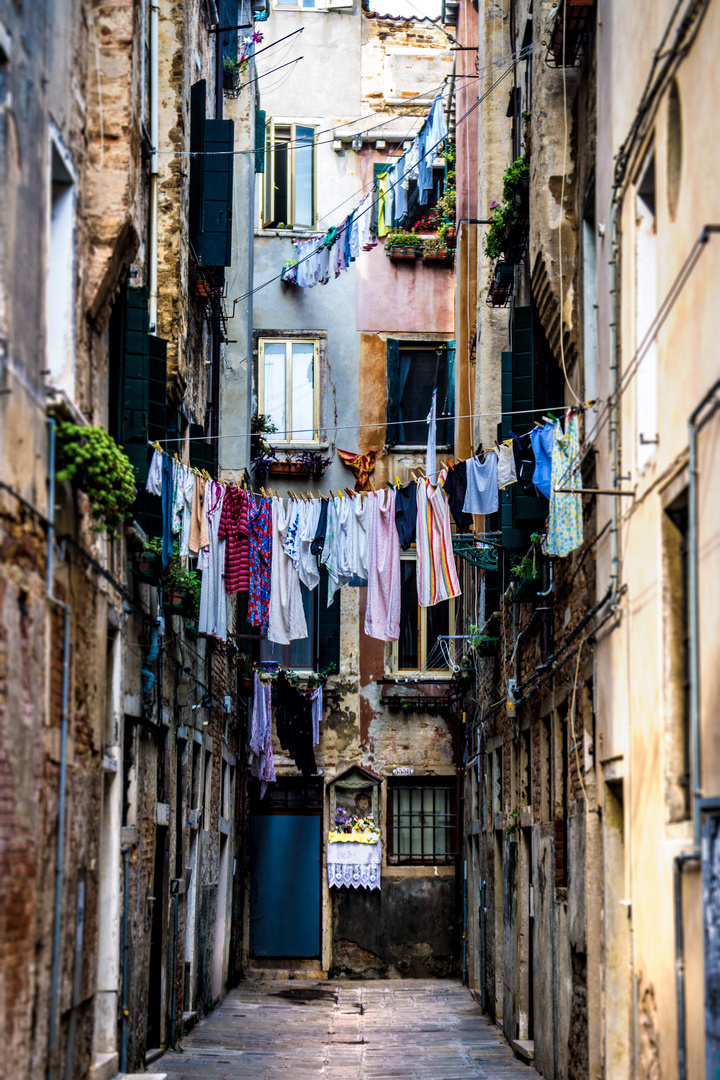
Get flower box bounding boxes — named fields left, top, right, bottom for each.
left=165, top=587, right=190, bottom=614
left=475, top=636, right=500, bottom=657
left=386, top=245, right=419, bottom=260
left=266, top=460, right=327, bottom=478
left=135, top=550, right=161, bottom=583
left=422, top=245, right=454, bottom=263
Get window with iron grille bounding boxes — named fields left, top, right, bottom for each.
left=387, top=779, right=456, bottom=865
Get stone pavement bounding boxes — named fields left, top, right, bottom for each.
left=157, top=979, right=536, bottom=1079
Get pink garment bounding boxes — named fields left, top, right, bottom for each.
left=250, top=671, right=275, bottom=799
left=364, top=489, right=401, bottom=641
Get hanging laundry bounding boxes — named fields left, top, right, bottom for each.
left=417, top=477, right=461, bottom=606
left=189, top=476, right=210, bottom=555
left=395, top=481, right=417, bottom=551
left=529, top=423, right=554, bottom=499
left=146, top=448, right=163, bottom=496
left=197, top=480, right=228, bottom=641
left=377, top=171, right=391, bottom=237
left=364, top=489, right=401, bottom=641
left=311, top=497, right=329, bottom=556
left=496, top=442, right=518, bottom=489
left=268, top=497, right=308, bottom=644
left=349, top=496, right=369, bottom=586
left=275, top=672, right=317, bottom=776
left=296, top=500, right=322, bottom=591
left=462, top=454, right=499, bottom=516
left=441, top=461, right=473, bottom=532
left=323, top=496, right=353, bottom=601
left=250, top=671, right=275, bottom=799
left=426, top=388, right=438, bottom=483
left=179, top=470, right=195, bottom=557
left=510, top=430, right=538, bottom=492
left=218, top=486, right=250, bottom=594
left=248, top=494, right=272, bottom=634
left=544, top=411, right=583, bottom=557
left=311, top=686, right=322, bottom=746
left=161, top=454, right=174, bottom=567
left=337, top=448, right=377, bottom=492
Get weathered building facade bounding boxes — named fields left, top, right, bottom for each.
left=0, top=1, right=256, bottom=1077
left=460, top=0, right=720, bottom=1077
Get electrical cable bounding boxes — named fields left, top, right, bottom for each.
left=229, top=50, right=529, bottom=308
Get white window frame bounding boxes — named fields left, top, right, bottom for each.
left=389, top=553, right=457, bottom=676
left=258, top=336, right=321, bottom=445
left=46, top=124, right=77, bottom=398
left=261, top=119, right=317, bottom=229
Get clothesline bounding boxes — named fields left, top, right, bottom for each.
left=280, top=91, right=449, bottom=288
left=153, top=402, right=591, bottom=444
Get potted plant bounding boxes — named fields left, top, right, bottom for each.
left=161, top=546, right=201, bottom=619
left=469, top=627, right=500, bottom=657
left=55, top=421, right=137, bottom=540
left=511, top=548, right=541, bottom=603
left=384, top=232, right=424, bottom=259
left=422, top=236, right=453, bottom=262
left=136, top=537, right=163, bottom=583
left=239, top=655, right=255, bottom=691
left=484, top=157, right=530, bottom=264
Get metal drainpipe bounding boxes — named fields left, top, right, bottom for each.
left=171, top=895, right=179, bottom=1046
left=674, top=852, right=699, bottom=1080
left=120, top=847, right=130, bottom=1073
left=688, top=377, right=720, bottom=847
left=46, top=418, right=72, bottom=1080
left=480, top=879, right=487, bottom=1012
left=608, top=196, right=622, bottom=609
left=149, top=0, right=159, bottom=331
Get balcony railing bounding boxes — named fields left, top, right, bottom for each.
left=545, top=0, right=596, bottom=67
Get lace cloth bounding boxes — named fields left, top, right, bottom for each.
left=327, top=839, right=381, bottom=890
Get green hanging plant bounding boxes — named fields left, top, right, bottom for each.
left=484, top=156, right=530, bottom=260
left=55, top=422, right=136, bottom=539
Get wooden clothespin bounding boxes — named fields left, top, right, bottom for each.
left=309, top=491, right=315, bottom=502
left=318, top=489, right=324, bottom=501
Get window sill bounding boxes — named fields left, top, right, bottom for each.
left=268, top=442, right=329, bottom=451
left=385, top=445, right=453, bottom=453
left=255, top=228, right=322, bottom=239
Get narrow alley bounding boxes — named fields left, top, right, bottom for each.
left=157, top=980, right=534, bottom=1080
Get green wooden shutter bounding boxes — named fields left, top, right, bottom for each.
left=386, top=338, right=401, bottom=446
left=121, top=285, right=151, bottom=484
left=255, top=109, right=266, bottom=174
left=189, top=81, right=206, bottom=242
left=444, top=339, right=455, bottom=449
left=189, top=423, right=216, bottom=474
left=500, top=349, right=513, bottom=440
left=195, top=117, right=234, bottom=267
left=317, top=566, right=340, bottom=672
left=147, top=335, right=167, bottom=444
left=223, top=0, right=239, bottom=61
left=501, top=306, right=549, bottom=551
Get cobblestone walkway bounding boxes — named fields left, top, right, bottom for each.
left=158, top=979, right=535, bottom=1079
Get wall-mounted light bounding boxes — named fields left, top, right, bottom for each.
left=351, top=135, right=362, bottom=153
left=332, top=139, right=343, bottom=151
left=375, top=139, right=386, bottom=149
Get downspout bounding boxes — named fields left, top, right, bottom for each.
left=688, top=376, right=720, bottom=847
left=608, top=196, right=622, bottom=609
left=120, top=847, right=130, bottom=1073
left=149, top=0, right=159, bottom=331
left=672, top=378, right=720, bottom=1079
left=46, top=418, right=72, bottom=1080
left=480, top=879, right=487, bottom=1011
left=171, top=895, right=179, bottom=1046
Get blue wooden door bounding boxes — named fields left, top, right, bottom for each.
left=250, top=814, right=321, bottom=957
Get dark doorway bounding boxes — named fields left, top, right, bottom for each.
left=146, top=824, right=168, bottom=1050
